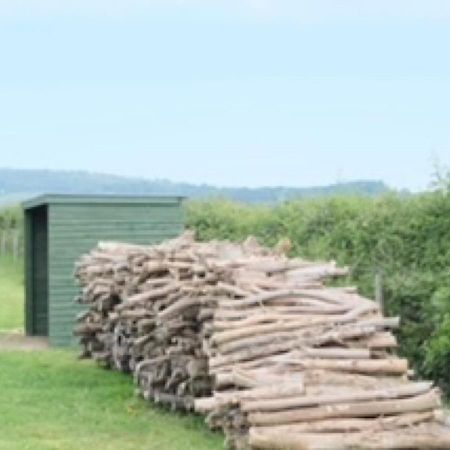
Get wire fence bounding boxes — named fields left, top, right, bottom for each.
left=0, top=228, right=23, bottom=260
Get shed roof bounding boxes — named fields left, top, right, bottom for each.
left=22, top=194, right=185, bottom=210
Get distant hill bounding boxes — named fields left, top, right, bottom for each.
left=0, top=168, right=390, bottom=205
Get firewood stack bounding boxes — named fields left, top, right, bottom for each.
left=75, top=232, right=450, bottom=450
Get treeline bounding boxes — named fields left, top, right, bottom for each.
left=0, top=206, right=23, bottom=259
left=187, top=188, right=450, bottom=393
left=0, top=206, right=22, bottom=228
left=0, top=168, right=389, bottom=204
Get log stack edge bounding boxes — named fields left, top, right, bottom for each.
left=74, top=232, right=450, bottom=450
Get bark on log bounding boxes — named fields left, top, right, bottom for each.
left=242, top=381, right=432, bottom=412
left=249, top=425, right=450, bottom=450
left=275, top=358, right=409, bottom=375
left=251, top=410, right=437, bottom=434
left=248, top=390, right=441, bottom=426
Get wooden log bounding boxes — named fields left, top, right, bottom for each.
left=358, top=316, right=400, bottom=329
left=142, top=276, right=173, bottom=287
left=220, top=329, right=373, bottom=356
left=212, top=318, right=338, bottom=345
left=214, top=372, right=236, bottom=388
left=249, top=425, right=450, bottom=450
left=251, top=410, right=438, bottom=434
left=195, top=383, right=306, bottom=413
left=117, top=283, right=180, bottom=310
left=302, top=370, right=409, bottom=391
left=119, top=309, right=153, bottom=320
left=217, top=289, right=347, bottom=310
left=365, top=332, right=398, bottom=349
left=242, top=381, right=432, bottom=412
left=216, top=321, right=387, bottom=355
left=275, top=358, right=408, bottom=375
left=216, top=328, right=326, bottom=355
left=209, top=326, right=380, bottom=370
left=212, top=305, right=383, bottom=345
left=294, top=348, right=372, bottom=360
left=74, top=323, right=103, bottom=335
left=213, top=314, right=331, bottom=331
left=158, top=297, right=201, bottom=321
left=213, top=304, right=351, bottom=320
left=226, top=382, right=305, bottom=402
left=248, top=390, right=441, bottom=426
left=216, top=282, right=250, bottom=298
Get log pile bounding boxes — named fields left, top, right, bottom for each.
left=75, top=232, right=450, bottom=450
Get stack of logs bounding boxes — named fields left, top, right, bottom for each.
left=75, top=232, right=450, bottom=450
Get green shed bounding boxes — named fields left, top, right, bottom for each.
left=23, top=194, right=185, bottom=346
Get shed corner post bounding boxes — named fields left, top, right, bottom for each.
left=24, top=208, right=34, bottom=336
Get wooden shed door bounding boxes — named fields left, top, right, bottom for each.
left=31, top=206, right=49, bottom=336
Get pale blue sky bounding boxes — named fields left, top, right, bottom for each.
left=0, top=1, right=449, bottom=190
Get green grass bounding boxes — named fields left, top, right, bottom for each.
left=0, top=350, right=224, bottom=450
left=0, top=256, right=24, bottom=331
left=0, top=257, right=223, bottom=449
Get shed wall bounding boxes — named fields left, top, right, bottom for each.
left=47, top=202, right=184, bottom=346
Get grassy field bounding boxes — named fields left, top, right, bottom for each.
left=0, top=256, right=24, bottom=331
left=0, top=351, right=223, bottom=450
left=0, top=258, right=223, bottom=450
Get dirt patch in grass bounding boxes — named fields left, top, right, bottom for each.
left=0, top=332, right=49, bottom=351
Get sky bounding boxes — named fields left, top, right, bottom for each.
left=0, top=1, right=449, bottom=191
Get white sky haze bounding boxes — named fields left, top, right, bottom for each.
left=0, top=0, right=449, bottom=190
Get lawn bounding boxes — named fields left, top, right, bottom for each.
left=0, top=257, right=223, bottom=450
left=0, top=256, right=24, bottom=331
left=0, top=351, right=223, bottom=450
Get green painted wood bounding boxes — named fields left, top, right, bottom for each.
left=23, top=196, right=185, bottom=346
left=48, top=201, right=184, bottom=347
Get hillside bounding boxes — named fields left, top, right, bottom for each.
left=0, top=168, right=389, bottom=205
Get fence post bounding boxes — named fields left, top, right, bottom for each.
left=13, top=229, right=20, bottom=261
left=375, top=269, right=384, bottom=314
left=0, top=230, right=6, bottom=256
